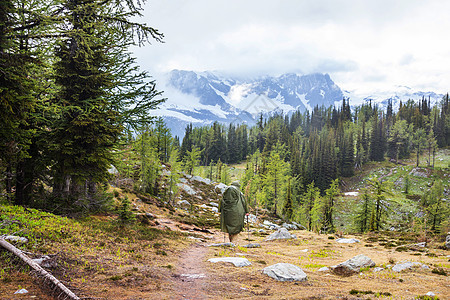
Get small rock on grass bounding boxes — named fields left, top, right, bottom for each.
left=263, top=263, right=307, bottom=282
left=265, top=228, right=296, bottom=241
left=336, top=238, right=360, bottom=244
left=14, top=289, right=28, bottom=294
left=207, top=242, right=235, bottom=247
left=207, top=257, right=251, bottom=267
left=241, top=243, right=261, bottom=248
left=392, top=262, right=428, bottom=272
left=330, top=254, right=375, bottom=276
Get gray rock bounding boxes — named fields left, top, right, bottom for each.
left=330, top=254, right=375, bottom=276
left=292, top=222, right=307, bottom=230
left=207, top=257, right=251, bottom=267
left=241, top=243, right=261, bottom=248
left=177, top=199, right=191, bottom=209
left=4, top=235, right=28, bottom=243
left=211, top=207, right=218, bottom=213
left=392, top=262, right=425, bottom=272
left=32, top=256, right=55, bottom=268
left=373, top=267, right=384, bottom=272
left=14, top=289, right=28, bottom=294
left=263, top=263, right=307, bottom=282
left=207, top=242, right=235, bottom=247
left=415, top=242, right=426, bottom=247
left=209, top=202, right=219, bottom=207
left=336, top=238, right=360, bottom=244
left=318, top=267, right=330, bottom=272
left=177, top=183, right=196, bottom=195
left=180, top=273, right=205, bottom=279
left=426, top=292, right=435, bottom=297
left=282, top=222, right=298, bottom=230
left=262, top=220, right=280, bottom=230
left=191, top=175, right=211, bottom=185
left=265, top=228, right=296, bottom=241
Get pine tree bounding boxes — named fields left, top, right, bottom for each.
left=354, top=189, right=372, bottom=233
left=51, top=0, right=164, bottom=205
left=302, top=182, right=320, bottom=231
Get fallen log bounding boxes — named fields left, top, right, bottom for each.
left=0, top=237, right=80, bottom=300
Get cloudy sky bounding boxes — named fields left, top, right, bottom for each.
left=133, top=0, right=450, bottom=96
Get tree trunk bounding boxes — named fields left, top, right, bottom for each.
left=0, top=238, right=80, bottom=300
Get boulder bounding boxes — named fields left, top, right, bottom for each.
left=265, top=228, right=296, bottom=241
left=330, top=254, right=375, bottom=276
left=207, top=257, right=251, bottom=267
left=336, top=238, right=360, bottom=244
left=263, top=263, right=307, bottom=282
left=392, top=262, right=426, bottom=272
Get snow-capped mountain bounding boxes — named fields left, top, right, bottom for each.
left=344, top=86, right=445, bottom=111
left=154, top=70, right=343, bottom=137
left=153, top=70, right=446, bottom=137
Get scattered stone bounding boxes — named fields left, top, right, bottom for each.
left=415, top=242, right=426, bottom=247
left=241, top=243, right=261, bottom=248
left=409, top=168, right=428, bottom=178
left=32, top=256, right=56, bottom=268
left=292, top=222, right=307, bottom=230
left=179, top=178, right=188, bottom=183
left=426, top=292, right=436, bottom=297
left=258, top=229, right=266, bottom=233
left=265, top=228, right=296, bottom=241
left=336, top=238, right=360, bottom=244
left=14, top=289, right=28, bottom=294
left=282, top=223, right=298, bottom=230
left=207, top=257, right=251, bottom=267
left=180, top=273, right=205, bottom=279
left=318, top=267, right=330, bottom=272
left=330, top=254, right=375, bottom=276
left=263, top=263, right=307, bottom=282
left=215, top=183, right=228, bottom=193
left=392, top=262, right=427, bottom=272
left=373, top=267, right=384, bottom=272
left=247, top=214, right=257, bottom=224
left=209, top=202, right=219, bottom=207
left=208, top=242, right=235, bottom=247
left=177, top=183, right=196, bottom=195
left=299, top=249, right=308, bottom=252
left=211, top=207, right=218, bottom=213
left=344, top=192, right=359, bottom=196
left=177, top=200, right=191, bottom=209
left=262, top=220, right=281, bottom=230
left=191, top=175, right=211, bottom=185
left=4, top=235, right=28, bottom=243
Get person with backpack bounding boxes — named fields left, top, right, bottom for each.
left=219, top=181, right=248, bottom=243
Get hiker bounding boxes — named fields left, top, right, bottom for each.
left=219, top=181, right=248, bottom=243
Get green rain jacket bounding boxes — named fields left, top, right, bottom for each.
left=219, top=181, right=248, bottom=234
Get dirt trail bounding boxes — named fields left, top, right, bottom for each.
left=172, top=242, right=209, bottom=300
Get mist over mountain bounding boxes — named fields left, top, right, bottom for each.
left=154, top=70, right=445, bottom=137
